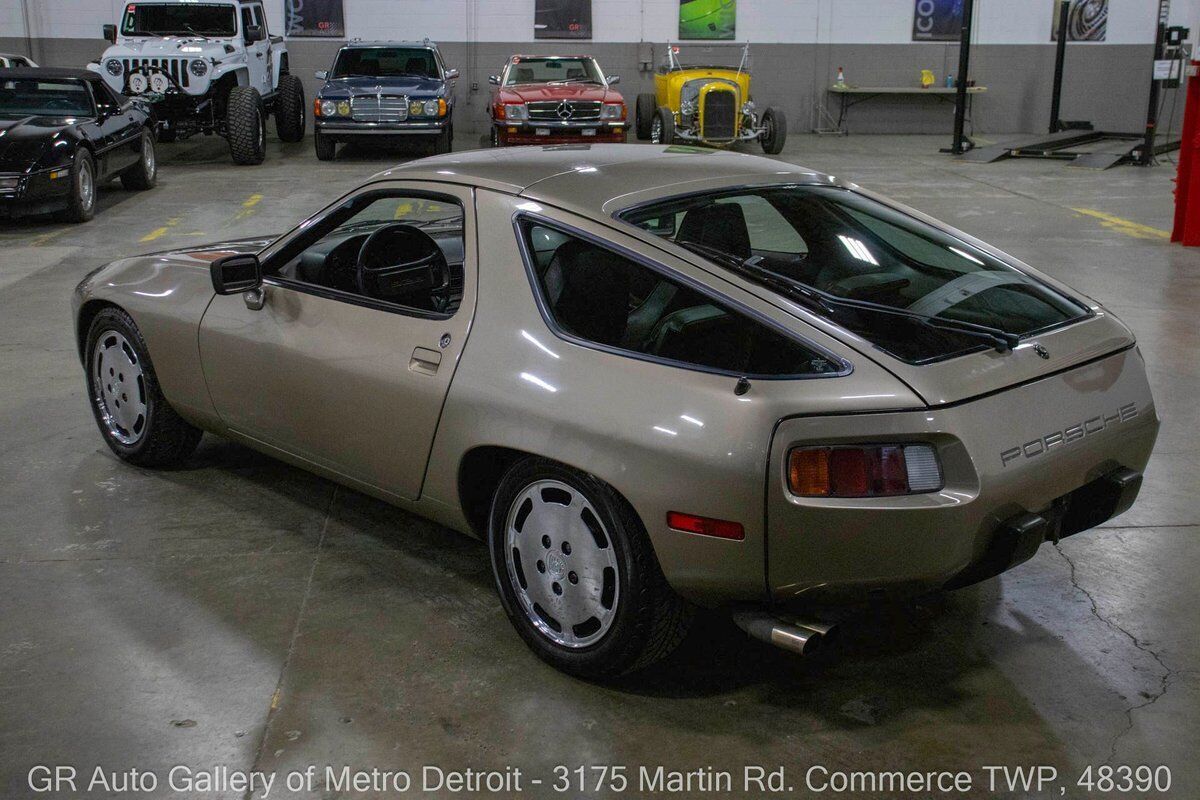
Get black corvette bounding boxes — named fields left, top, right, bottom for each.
left=0, top=68, right=156, bottom=222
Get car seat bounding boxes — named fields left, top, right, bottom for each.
left=675, top=202, right=752, bottom=260
left=543, top=240, right=631, bottom=346
left=514, top=67, right=535, bottom=83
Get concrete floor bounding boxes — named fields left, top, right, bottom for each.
left=1, top=133, right=1197, bottom=799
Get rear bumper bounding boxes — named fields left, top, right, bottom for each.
left=765, top=348, right=1159, bottom=604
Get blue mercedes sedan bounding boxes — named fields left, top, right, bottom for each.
left=312, top=40, right=459, bottom=160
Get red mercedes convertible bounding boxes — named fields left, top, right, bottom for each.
left=488, top=55, right=627, bottom=146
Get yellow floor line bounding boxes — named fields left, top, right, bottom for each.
left=234, top=193, right=264, bottom=221
left=140, top=217, right=181, bottom=242
left=1072, top=208, right=1170, bottom=240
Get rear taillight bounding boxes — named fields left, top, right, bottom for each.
left=787, top=444, right=942, bottom=497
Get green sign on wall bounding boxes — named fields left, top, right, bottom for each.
left=679, top=0, right=736, bottom=41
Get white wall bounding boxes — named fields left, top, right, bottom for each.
left=2, top=0, right=1191, bottom=44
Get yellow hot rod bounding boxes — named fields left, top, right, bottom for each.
left=635, top=43, right=786, bottom=154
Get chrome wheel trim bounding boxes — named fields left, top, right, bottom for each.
left=92, top=330, right=147, bottom=446
left=143, top=135, right=156, bottom=178
left=78, top=159, right=94, bottom=211
left=504, top=479, right=620, bottom=649
left=650, top=116, right=662, bottom=144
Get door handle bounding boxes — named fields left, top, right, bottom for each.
left=409, top=346, right=441, bottom=375
left=243, top=286, right=266, bottom=310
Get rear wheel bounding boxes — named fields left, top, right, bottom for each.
left=274, top=73, right=306, bottom=143
left=314, top=130, right=336, bottom=161
left=488, top=457, right=692, bottom=679
left=760, top=106, right=787, bottom=155
left=490, top=126, right=501, bottom=147
left=651, top=106, right=674, bottom=145
left=120, top=129, right=157, bottom=190
left=635, top=93, right=656, bottom=140
left=84, top=307, right=203, bottom=467
left=60, top=149, right=96, bottom=223
left=227, top=86, right=266, bottom=165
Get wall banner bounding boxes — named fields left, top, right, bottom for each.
left=535, top=0, right=593, bottom=39
left=285, top=0, right=345, bottom=38
left=912, top=0, right=964, bottom=42
left=1051, top=0, right=1108, bottom=42
left=679, top=0, right=737, bottom=41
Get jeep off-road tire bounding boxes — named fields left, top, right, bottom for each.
left=60, top=149, right=96, bottom=223
left=227, top=86, right=267, bottom=165
left=488, top=457, right=692, bottom=679
left=760, top=106, right=787, bottom=155
left=635, top=93, right=656, bottom=140
left=274, top=74, right=306, bottom=143
left=85, top=306, right=203, bottom=468
left=314, top=130, right=336, bottom=161
left=120, top=129, right=157, bottom=190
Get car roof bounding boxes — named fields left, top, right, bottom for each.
left=370, top=144, right=840, bottom=220
left=510, top=55, right=596, bottom=60
left=342, top=40, right=438, bottom=50
left=0, top=67, right=99, bottom=83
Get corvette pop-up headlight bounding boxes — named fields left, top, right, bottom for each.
left=601, top=103, right=625, bottom=120
left=105, top=59, right=123, bottom=77
left=787, top=444, right=943, bottom=497
left=189, top=59, right=209, bottom=77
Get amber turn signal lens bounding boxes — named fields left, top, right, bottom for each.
left=666, top=511, right=745, bottom=541
left=788, top=448, right=831, bottom=497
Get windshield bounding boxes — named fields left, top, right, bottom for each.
left=120, top=3, right=237, bottom=37
left=505, top=57, right=603, bottom=85
left=332, top=48, right=438, bottom=79
left=0, top=78, right=94, bottom=117
left=621, top=186, right=1091, bottom=364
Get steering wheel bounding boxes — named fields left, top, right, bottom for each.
left=43, top=99, right=75, bottom=111
left=356, top=223, right=452, bottom=312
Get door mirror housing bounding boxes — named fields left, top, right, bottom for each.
left=606, top=75, right=620, bottom=85
left=314, top=70, right=328, bottom=80
left=244, top=24, right=264, bottom=43
left=488, top=75, right=501, bottom=86
left=444, top=68, right=460, bottom=80
left=102, top=24, right=117, bottom=43
left=210, top=253, right=262, bottom=295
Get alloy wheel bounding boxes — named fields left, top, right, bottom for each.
left=92, top=330, right=147, bottom=445
left=503, top=479, right=620, bottom=648
left=78, top=159, right=95, bottom=212
left=650, top=116, right=662, bottom=144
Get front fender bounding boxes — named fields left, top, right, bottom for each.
left=211, top=63, right=249, bottom=88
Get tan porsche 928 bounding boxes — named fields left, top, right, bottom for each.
left=73, top=145, right=1159, bottom=677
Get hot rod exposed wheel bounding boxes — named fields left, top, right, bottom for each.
left=227, top=86, right=266, bottom=165
left=314, top=130, right=336, bottom=161
left=84, top=307, right=202, bottom=467
left=274, top=74, right=307, bottom=143
left=652, top=107, right=675, bottom=145
left=120, top=129, right=157, bottom=190
left=760, top=106, right=787, bottom=155
left=635, top=93, right=656, bottom=140
left=60, top=149, right=96, bottom=223
left=488, top=458, right=692, bottom=679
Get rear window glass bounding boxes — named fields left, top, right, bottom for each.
left=620, top=186, right=1090, bottom=364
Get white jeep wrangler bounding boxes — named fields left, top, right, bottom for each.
left=89, top=0, right=306, bottom=164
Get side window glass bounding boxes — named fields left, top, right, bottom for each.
left=241, top=7, right=254, bottom=39
left=275, top=194, right=465, bottom=315
left=520, top=220, right=839, bottom=377
left=717, top=195, right=807, bottom=256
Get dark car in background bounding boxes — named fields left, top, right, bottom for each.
left=0, top=68, right=157, bottom=222
left=488, top=54, right=626, bottom=146
left=312, top=40, right=458, bottom=160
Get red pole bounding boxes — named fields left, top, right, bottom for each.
left=1172, top=60, right=1200, bottom=246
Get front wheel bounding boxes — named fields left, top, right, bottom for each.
left=60, top=149, right=96, bottom=223
left=651, top=106, right=675, bottom=145
left=760, top=106, right=787, bottom=155
left=635, top=93, right=656, bottom=140
left=488, top=458, right=692, bottom=679
left=314, top=129, right=336, bottom=161
left=227, top=86, right=266, bottom=165
left=84, top=307, right=203, bottom=467
left=490, top=126, right=501, bottom=147
left=120, top=129, right=157, bottom=190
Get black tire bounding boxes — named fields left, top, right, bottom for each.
left=432, top=125, right=452, bottom=154
left=489, top=126, right=500, bottom=148
left=274, top=73, right=306, bottom=143
left=156, top=127, right=177, bottom=143
left=635, top=93, right=656, bottom=140
left=653, top=106, right=675, bottom=145
left=314, top=129, right=336, bottom=161
left=488, top=457, right=692, bottom=679
left=760, top=106, right=787, bottom=155
left=227, top=85, right=266, bottom=165
left=60, top=149, right=96, bottom=223
left=120, top=129, right=157, bottom=190
left=84, top=306, right=203, bottom=468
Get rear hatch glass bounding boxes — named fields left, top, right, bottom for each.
left=619, top=185, right=1093, bottom=365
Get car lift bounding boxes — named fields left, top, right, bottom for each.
left=959, top=0, right=1188, bottom=169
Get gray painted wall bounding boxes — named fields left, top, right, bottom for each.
left=3, top=36, right=1181, bottom=140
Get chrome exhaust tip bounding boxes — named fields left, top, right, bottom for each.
left=732, top=610, right=834, bottom=657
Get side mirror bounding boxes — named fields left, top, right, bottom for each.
left=314, top=70, right=328, bottom=80
left=488, top=75, right=500, bottom=86
left=210, top=253, right=262, bottom=295
left=606, top=75, right=620, bottom=85
left=102, top=24, right=117, bottom=43
left=444, top=68, right=460, bottom=80
left=244, top=24, right=264, bottom=43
